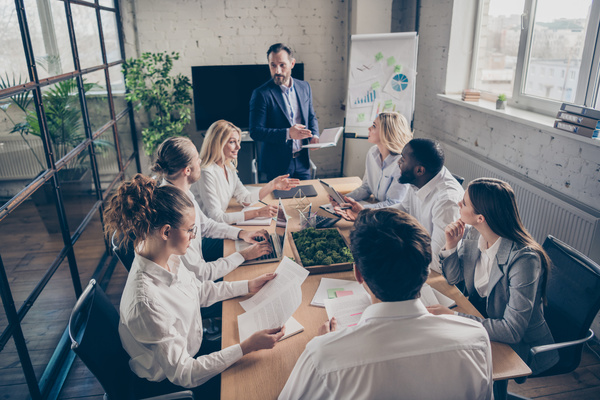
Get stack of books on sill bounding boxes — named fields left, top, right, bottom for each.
left=462, top=89, right=481, bottom=102
left=554, top=103, right=600, bottom=139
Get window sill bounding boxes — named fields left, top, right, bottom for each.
left=437, top=94, right=600, bottom=147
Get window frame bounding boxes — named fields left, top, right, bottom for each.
left=471, top=0, right=600, bottom=115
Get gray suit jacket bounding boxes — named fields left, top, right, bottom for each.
left=441, top=227, right=559, bottom=375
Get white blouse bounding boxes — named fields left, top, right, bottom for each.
left=192, top=163, right=260, bottom=224
left=346, top=145, right=408, bottom=209
left=119, top=253, right=248, bottom=388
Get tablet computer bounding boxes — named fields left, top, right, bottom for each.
left=318, top=179, right=346, bottom=205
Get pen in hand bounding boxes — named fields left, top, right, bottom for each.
left=259, top=200, right=269, bottom=206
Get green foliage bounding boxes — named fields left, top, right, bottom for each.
left=122, top=51, right=192, bottom=155
left=0, top=75, right=111, bottom=172
left=497, top=93, right=507, bottom=102
left=292, top=228, right=354, bottom=267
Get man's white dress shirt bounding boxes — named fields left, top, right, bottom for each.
left=192, top=163, right=260, bottom=225
left=393, top=166, right=464, bottom=273
left=279, top=299, right=493, bottom=400
left=119, top=254, right=248, bottom=388
left=162, top=179, right=244, bottom=281
left=346, top=145, right=408, bottom=208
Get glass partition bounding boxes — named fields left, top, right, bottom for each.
left=23, top=0, right=75, bottom=78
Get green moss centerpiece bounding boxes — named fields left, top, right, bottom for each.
left=290, top=228, right=354, bottom=274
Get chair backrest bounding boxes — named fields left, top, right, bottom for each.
left=69, top=279, right=135, bottom=400
left=540, top=235, right=600, bottom=375
left=451, top=173, right=465, bottom=186
left=112, top=231, right=136, bottom=271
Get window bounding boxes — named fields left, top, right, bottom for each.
left=472, top=0, right=600, bottom=113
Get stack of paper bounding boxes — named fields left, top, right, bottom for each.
left=310, top=278, right=369, bottom=307
left=302, top=127, right=344, bottom=149
left=237, top=257, right=309, bottom=342
left=323, top=293, right=372, bottom=330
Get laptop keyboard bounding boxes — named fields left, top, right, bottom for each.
left=315, top=214, right=340, bottom=228
left=255, top=235, right=277, bottom=260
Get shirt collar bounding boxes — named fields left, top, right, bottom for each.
left=477, top=234, right=502, bottom=259
left=416, top=166, right=446, bottom=201
left=359, top=299, right=428, bottom=324
left=136, top=253, right=180, bottom=286
left=279, top=78, right=294, bottom=93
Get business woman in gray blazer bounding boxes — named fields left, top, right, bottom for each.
left=428, top=178, right=558, bottom=376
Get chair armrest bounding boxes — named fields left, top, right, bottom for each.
left=530, top=329, right=594, bottom=356
left=142, top=390, right=194, bottom=400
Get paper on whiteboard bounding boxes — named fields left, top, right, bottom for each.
left=382, top=66, right=415, bottom=100
left=368, top=92, right=412, bottom=124
left=351, top=62, right=383, bottom=83
left=349, top=80, right=380, bottom=109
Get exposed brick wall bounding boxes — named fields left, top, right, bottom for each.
left=414, top=0, right=600, bottom=210
left=119, top=0, right=348, bottom=177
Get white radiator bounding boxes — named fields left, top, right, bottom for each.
left=0, top=136, right=119, bottom=180
left=443, top=142, right=600, bottom=263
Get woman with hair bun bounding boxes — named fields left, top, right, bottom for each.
left=343, top=111, right=412, bottom=208
left=104, top=174, right=284, bottom=398
left=428, top=178, right=558, bottom=376
left=193, top=119, right=300, bottom=224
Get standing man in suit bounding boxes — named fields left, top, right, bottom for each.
left=250, top=43, right=319, bottom=181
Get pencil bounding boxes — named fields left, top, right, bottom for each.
left=259, top=200, right=269, bottom=206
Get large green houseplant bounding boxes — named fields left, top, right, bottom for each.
left=122, top=51, right=192, bottom=155
left=1, top=76, right=111, bottom=232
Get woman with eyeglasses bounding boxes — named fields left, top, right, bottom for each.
left=104, top=174, right=285, bottom=398
left=192, top=119, right=300, bottom=224
left=428, top=178, right=558, bottom=376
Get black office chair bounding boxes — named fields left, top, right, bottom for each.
left=112, top=231, right=136, bottom=272
left=68, top=279, right=194, bottom=400
left=507, top=235, right=600, bottom=399
left=451, top=173, right=465, bottom=187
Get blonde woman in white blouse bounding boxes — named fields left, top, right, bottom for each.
left=193, top=120, right=300, bottom=224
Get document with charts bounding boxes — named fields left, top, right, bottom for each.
left=237, top=257, right=309, bottom=342
left=324, top=293, right=372, bottom=329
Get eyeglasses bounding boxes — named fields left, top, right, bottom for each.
left=180, top=225, right=198, bottom=238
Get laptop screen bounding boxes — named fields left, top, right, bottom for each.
left=275, top=199, right=288, bottom=247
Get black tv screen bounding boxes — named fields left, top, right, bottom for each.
left=192, top=64, right=304, bottom=131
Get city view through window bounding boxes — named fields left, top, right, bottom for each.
left=474, top=0, right=593, bottom=103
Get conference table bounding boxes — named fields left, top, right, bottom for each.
left=220, top=177, right=531, bottom=399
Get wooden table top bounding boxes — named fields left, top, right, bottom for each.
left=220, top=177, right=531, bottom=399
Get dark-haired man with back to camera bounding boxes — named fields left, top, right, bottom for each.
left=338, top=138, right=464, bottom=273
left=279, top=208, right=493, bottom=399
left=249, top=43, right=319, bottom=181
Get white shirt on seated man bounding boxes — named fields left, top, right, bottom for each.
left=279, top=208, right=492, bottom=400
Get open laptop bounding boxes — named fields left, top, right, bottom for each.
left=235, top=199, right=288, bottom=265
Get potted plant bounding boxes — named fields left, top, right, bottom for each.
left=496, top=93, right=507, bottom=110
left=122, top=51, right=192, bottom=155
left=1, top=76, right=112, bottom=232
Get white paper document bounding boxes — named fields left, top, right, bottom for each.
left=235, top=207, right=273, bottom=226
left=324, top=293, right=372, bottom=330
left=418, top=283, right=456, bottom=308
left=302, top=127, right=344, bottom=149
left=237, top=257, right=309, bottom=342
left=311, top=277, right=369, bottom=307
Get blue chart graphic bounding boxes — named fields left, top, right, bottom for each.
left=354, top=88, right=377, bottom=106
left=390, top=74, right=409, bottom=92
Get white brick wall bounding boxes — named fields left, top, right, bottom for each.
left=414, top=0, right=600, bottom=211
left=120, top=0, right=348, bottom=177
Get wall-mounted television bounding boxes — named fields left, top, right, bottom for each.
left=192, top=64, right=304, bottom=131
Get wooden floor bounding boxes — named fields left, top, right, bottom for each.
left=2, top=201, right=600, bottom=399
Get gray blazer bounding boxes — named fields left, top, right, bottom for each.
left=441, top=228, right=559, bottom=375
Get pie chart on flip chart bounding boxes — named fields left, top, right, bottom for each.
left=391, top=73, right=409, bottom=92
